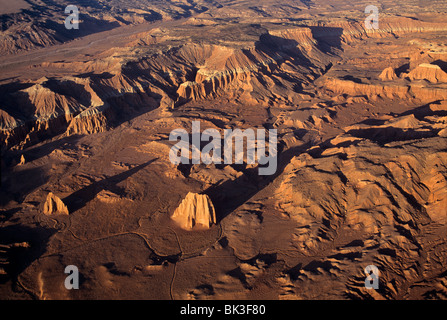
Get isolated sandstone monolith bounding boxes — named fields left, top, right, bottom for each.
left=407, top=63, right=447, bottom=83
left=171, top=192, right=216, bottom=230
left=379, top=67, right=398, bottom=81
left=18, top=155, right=25, bottom=166
left=43, top=192, right=69, bottom=215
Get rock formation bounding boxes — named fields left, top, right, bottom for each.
left=43, top=192, right=69, bottom=215
left=379, top=67, right=398, bottom=81
left=406, top=63, right=447, bottom=83
left=323, top=77, right=447, bottom=102
left=18, top=155, right=25, bottom=166
left=171, top=192, right=216, bottom=230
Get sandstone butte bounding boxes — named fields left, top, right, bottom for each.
left=406, top=63, right=447, bottom=83
left=379, top=67, right=398, bottom=81
left=43, top=192, right=69, bottom=215
left=171, top=192, right=216, bottom=230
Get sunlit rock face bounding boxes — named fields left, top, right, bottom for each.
left=43, top=192, right=69, bottom=215
left=171, top=192, right=216, bottom=230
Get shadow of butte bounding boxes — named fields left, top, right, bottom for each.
left=63, top=158, right=158, bottom=213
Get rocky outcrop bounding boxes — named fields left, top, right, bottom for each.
left=43, top=192, right=69, bottom=215
left=0, top=73, right=158, bottom=149
left=65, top=107, right=110, bottom=135
left=18, top=155, right=25, bottom=166
left=174, top=32, right=330, bottom=104
left=379, top=67, right=398, bottom=81
left=0, top=109, right=21, bottom=130
left=171, top=192, right=216, bottom=230
left=323, top=78, right=447, bottom=102
left=276, top=133, right=447, bottom=255
left=335, top=17, right=447, bottom=43
left=406, top=63, right=447, bottom=83
left=0, top=27, right=334, bottom=150
left=323, top=78, right=409, bottom=98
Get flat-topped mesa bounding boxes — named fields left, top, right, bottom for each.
left=43, top=192, right=69, bottom=215
left=171, top=192, right=216, bottom=230
left=406, top=63, right=447, bottom=83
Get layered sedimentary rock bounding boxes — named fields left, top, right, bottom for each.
left=334, top=17, right=447, bottom=43
left=65, top=107, right=110, bottom=136
left=0, top=109, right=20, bottom=130
left=171, top=192, right=216, bottom=230
left=323, top=78, right=447, bottom=102
left=406, top=63, right=447, bottom=83
left=43, top=192, right=69, bottom=215
left=3, top=8, right=447, bottom=151
left=0, top=26, right=333, bottom=150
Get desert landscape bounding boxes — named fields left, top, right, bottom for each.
left=0, top=0, right=446, bottom=300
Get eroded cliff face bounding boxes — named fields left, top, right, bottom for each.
left=174, top=30, right=327, bottom=103
left=43, top=192, right=69, bottom=215
left=338, top=17, right=447, bottom=42
left=0, top=25, right=336, bottom=150
left=406, top=63, right=447, bottom=83
left=4, top=15, right=447, bottom=151
left=0, top=72, right=163, bottom=149
left=322, top=78, right=447, bottom=102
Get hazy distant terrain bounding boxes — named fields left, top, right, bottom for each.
left=0, top=0, right=30, bottom=14
left=1, top=0, right=447, bottom=300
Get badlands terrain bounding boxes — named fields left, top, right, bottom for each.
left=0, top=0, right=447, bottom=300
